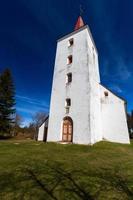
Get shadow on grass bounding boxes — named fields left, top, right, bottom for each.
left=26, top=166, right=94, bottom=200
left=0, top=135, right=12, bottom=140
left=24, top=163, right=133, bottom=200
left=0, top=163, right=133, bottom=200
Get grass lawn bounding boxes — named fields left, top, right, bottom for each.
left=0, top=140, right=133, bottom=200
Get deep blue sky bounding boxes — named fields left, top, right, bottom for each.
left=0, top=0, right=132, bottom=126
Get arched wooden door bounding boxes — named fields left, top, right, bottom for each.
left=62, top=117, right=73, bottom=142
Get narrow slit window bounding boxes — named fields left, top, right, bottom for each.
left=93, top=53, right=95, bottom=65
left=104, top=91, right=108, bottom=97
left=66, top=73, right=72, bottom=83
left=65, top=98, right=71, bottom=107
left=93, top=53, right=95, bottom=61
left=68, top=38, right=74, bottom=47
left=67, top=55, right=73, bottom=65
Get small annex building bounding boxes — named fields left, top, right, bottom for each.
left=38, top=16, right=130, bottom=145
left=38, top=116, right=49, bottom=142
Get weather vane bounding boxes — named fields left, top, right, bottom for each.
left=80, top=5, right=84, bottom=16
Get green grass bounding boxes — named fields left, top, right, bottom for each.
left=0, top=140, right=133, bottom=200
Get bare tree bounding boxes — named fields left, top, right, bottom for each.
left=32, top=112, right=47, bottom=140
left=15, top=113, right=23, bottom=127
left=13, top=113, right=23, bottom=136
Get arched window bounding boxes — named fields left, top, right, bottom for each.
left=68, top=38, right=74, bottom=47
left=67, top=55, right=73, bottom=65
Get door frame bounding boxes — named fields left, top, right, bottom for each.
left=62, top=116, right=73, bottom=142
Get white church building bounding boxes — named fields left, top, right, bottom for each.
left=38, top=16, right=130, bottom=145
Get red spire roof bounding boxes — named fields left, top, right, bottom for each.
left=74, top=16, right=85, bottom=31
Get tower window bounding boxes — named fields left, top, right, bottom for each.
left=66, top=73, right=72, bottom=83
left=67, top=55, right=73, bottom=65
left=68, top=38, right=74, bottom=47
left=93, top=53, right=95, bottom=64
left=65, top=98, right=71, bottom=107
left=104, top=91, right=108, bottom=97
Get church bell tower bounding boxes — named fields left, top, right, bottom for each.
left=47, top=16, right=102, bottom=144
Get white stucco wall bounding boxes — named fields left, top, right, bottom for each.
left=100, top=85, right=130, bottom=144
left=47, top=26, right=100, bottom=144
left=38, top=119, right=49, bottom=141
left=89, top=81, right=102, bottom=144
left=38, top=123, right=45, bottom=141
